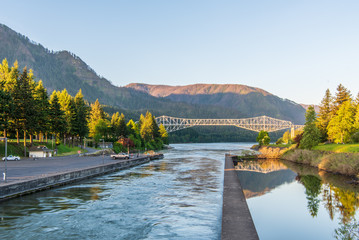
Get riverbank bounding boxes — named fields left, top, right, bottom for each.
left=0, top=154, right=163, bottom=201
left=282, top=149, right=359, bottom=177
left=254, top=145, right=359, bottom=178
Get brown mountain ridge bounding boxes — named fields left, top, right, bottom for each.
left=126, top=83, right=271, bottom=97
left=126, top=83, right=306, bottom=124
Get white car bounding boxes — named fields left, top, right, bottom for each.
left=110, top=153, right=130, bottom=160
left=2, top=155, right=20, bottom=161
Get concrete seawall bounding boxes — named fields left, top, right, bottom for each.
left=221, top=154, right=259, bottom=240
left=0, top=156, right=158, bottom=201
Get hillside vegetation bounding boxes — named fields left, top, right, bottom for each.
left=126, top=83, right=306, bottom=124
left=0, top=23, right=308, bottom=142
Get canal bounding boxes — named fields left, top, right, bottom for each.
left=1, top=143, right=358, bottom=239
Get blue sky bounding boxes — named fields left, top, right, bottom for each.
left=1, top=0, right=359, bottom=104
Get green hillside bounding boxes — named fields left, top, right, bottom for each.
left=0, top=23, right=306, bottom=143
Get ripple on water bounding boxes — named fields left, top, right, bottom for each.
left=0, top=143, right=243, bottom=240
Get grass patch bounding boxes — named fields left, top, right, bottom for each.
left=0, top=140, right=84, bottom=157
left=282, top=148, right=359, bottom=177
left=269, top=143, right=295, bottom=148
left=0, top=142, right=24, bottom=156
left=313, top=143, right=359, bottom=153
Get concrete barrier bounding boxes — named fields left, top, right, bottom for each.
left=221, top=154, right=259, bottom=240
left=0, top=156, right=152, bottom=201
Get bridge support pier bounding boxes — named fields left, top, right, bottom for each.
left=291, top=126, right=295, bottom=139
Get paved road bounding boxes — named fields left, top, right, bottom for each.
left=0, top=150, right=136, bottom=185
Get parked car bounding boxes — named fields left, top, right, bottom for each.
left=2, top=155, right=21, bottom=161
left=110, top=153, right=129, bottom=160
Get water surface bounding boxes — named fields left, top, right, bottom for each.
left=0, top=143, right=245, bottom=240
left=2, top=142, right=357, bottom=240
left=235, top=158, right=359, bottom=240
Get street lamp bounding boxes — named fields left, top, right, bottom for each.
left=0, top=137, right=8, bottom=183
left=100, top=138, right=104, bottom=164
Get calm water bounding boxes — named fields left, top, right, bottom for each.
left=1, top=143, right=358, bottom=240
left=236, top=158, right=359, bottom=240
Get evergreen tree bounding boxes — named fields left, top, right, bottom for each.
left=5, top=61, right=19, bottom=93
left=0, top=87, right=13, bottom=137
left=127, top=119, right=141, bottom=149
left=73, top=89, right=89, bottom=144
left=88, top=99, right=106, bottom=137
left=111, top=112, right=127, bottom=139
left=300, top=106, right=321, bottom=149
left=333, top=84, right=351, bottom=114
left=0, top=59, right=11, bottom=86
left=317, top=89, right=333, bottom=141
left=0, top=59, right=15, bottom=138
left=49, top=92, right=66, bottom=146
left=94, top=119, right=110, bottom=141
left=127, top=119, right=139, bottom=136
left=327, top=101, right=354, bottom=143
left=58, top=89, right=75, bottom=144
left=138, top=114, right=145, bottom=130
left=151, top=114, right=160, bottom=139
left=67, top=98, right=77, bottom=145
left=33, top=80, right=50, bottom=142
left=140, top=114, right=153, bottom=142
left=13, top=67, right=36, bottom=152
left=354, top=103, right=359, bottom=131
left=354, top=93, right=359, bottom=108
left=159, top=124, right=169, bottom=144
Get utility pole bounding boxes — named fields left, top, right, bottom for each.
left=100, top=139, right=104, bottom=164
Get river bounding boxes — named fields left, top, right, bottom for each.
left=0, top=143, right=358, bottom=239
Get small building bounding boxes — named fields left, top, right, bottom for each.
left=29, top=146, right=53, bottom=158
left=100, top=142, right=113, bottom=149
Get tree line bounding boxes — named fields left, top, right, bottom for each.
left=291, top=84, right=359, bottom=149
left=0, top=58, right=168, bottom=155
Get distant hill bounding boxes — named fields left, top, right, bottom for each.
left=0, top=23, right=305, bottom=124
left=126, top=83, right=271, bottom=97
left=0, top=23, right=237, bottom=119
left=126, top=83, right=306, bottom=123
left=300, top=104, right=320, bottom=113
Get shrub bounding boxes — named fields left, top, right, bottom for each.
left=113, top=142, right=126, bottom=153
left=276, top=138, right=284, bottom=145
left=263, top=135, right=270, bottom=146
left=350, top=132, right=359, bottom=143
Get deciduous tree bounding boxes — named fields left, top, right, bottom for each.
left=327, top=101, right=354, bottom=143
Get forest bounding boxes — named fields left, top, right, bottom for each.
left=0, top=58, right=168, bottom=156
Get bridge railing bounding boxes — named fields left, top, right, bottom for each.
left=155, top=115, right=304, bottom=134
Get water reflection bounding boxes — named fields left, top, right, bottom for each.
left=234, top=159, right=296, bottom=198
left=283, top=161, right=359, bottom=224
left=297, top=175, right=321, bottom=217
left=238, top=158, right=359, bottom=239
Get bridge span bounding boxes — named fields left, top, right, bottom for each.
left=155, top=115, right=303, bottom=137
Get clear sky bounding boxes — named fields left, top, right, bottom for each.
left=1, top=0, right=359, bottom=105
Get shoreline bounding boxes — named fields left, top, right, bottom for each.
left=253, top=145, right=359, bottom=179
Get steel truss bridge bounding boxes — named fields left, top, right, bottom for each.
left=155, top=115, right=303, bottom=137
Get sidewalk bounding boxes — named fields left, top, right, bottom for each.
left=0, top=154, right=126, bottom=185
